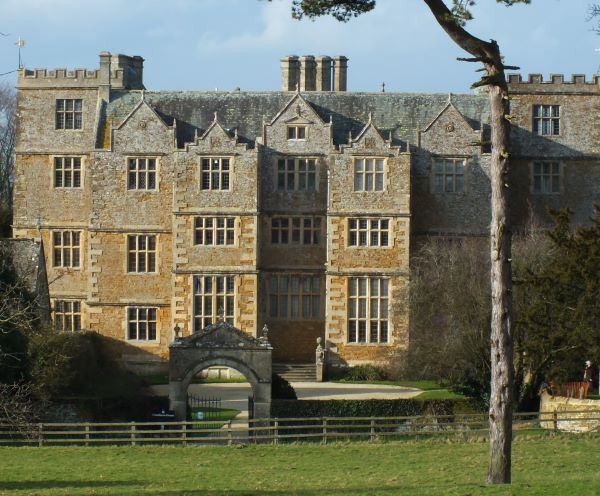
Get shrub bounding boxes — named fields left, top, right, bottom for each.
left=271, top=373, right=297, bottom=400
left=271, top=398, right=462, bottom=418
left=336, top=364, right=387, bottom=382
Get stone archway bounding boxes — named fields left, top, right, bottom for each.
left=168, top=321, right=272, bottom=420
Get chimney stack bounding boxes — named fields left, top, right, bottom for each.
left=316, top=56, right=332, bottom=91
left=281, top=55, right=347, bottom=92
left=280, top=55, right=300, bottom=91
left=299, top=55, right=316, bottom=91
left=333, top=56, right=348, bottom=92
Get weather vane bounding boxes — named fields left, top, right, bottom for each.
left=15, top=37, right=25, bottom=69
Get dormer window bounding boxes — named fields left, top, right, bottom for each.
left=287, top=125, right=307, bottom=140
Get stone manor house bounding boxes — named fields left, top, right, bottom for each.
left=12, top=52, right=600, bottom=371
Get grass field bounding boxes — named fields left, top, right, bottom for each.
left=188, top=407, right=240, bottom=428
left=0, top=436, right=598, bottom=495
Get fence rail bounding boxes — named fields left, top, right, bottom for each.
left=1, top=410, right=598, bottom=447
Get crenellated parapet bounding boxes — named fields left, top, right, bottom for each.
left=17, top=52, right=144, bottom=90
left=507, top=73, right=600, bottom=94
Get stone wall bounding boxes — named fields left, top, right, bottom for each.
left=539, top=392, right=600, bottom=433
left=12, top=54, right=600, bottom=370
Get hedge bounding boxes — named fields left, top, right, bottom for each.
left=271, top=399, right=468, bottom=418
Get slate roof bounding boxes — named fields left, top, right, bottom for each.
left=105, top=90, right=490, bottom=148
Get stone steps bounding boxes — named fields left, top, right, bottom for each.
left=273, top=363, right=316, bottom=382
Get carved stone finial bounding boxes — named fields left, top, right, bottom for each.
left=380, top=82, right=385, bottom=93
left=216, top=306, right=225, bottom=322
left=368, top=111, right=373, bottom=123
left=295, top=82, right=299, bottom=93
left=234, top=128, right=238, bottom=140
left=447, top=92, right=453, bottom=104
left=213, top=111, right=218, bottom=122
left=194, top=128, right=199, bottom=141
left=262, top=324, right=269, bottom=339
left=348, top=130, right=352, bottom=143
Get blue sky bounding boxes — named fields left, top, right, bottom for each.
left=1, top=0, right=598, bottom=93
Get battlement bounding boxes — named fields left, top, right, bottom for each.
left=17, top=52, right=144, bottom=90
left=507, top=73, right=600, bottom=93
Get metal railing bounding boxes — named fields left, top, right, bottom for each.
left=1, top=410, right=598, bottom=447
left=187, top=394, right=222, bottom=420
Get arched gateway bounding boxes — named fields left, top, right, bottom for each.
left=168, top=321, right=272, bottom=420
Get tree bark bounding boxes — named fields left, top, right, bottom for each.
left=486, top=74, right=513, bottom=485
left=423, top=0, right=514, bottom=484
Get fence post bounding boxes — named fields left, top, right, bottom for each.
left=322, top=418, right=328, bottom=445
left=130, top=422, right=136, bottom=446
left=553, top=410, right=558, bottom=432
left=227, top=421, right=232, bottom=446
left=274, top=420, right=279, bottom=446
left=370, top=419, right=376, bottom=442
left=38, top=423, right=43, bottom=447
left=85, top=423, right=90, bottom=447
left=181, top=422, right=187, bottom=447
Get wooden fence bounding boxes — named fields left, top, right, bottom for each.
left=1, top=410, right=598, bottom=447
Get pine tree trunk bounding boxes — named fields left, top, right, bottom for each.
left=421, top=1, right=514, bottom=484
left=485, top=65, right=513, bottom=486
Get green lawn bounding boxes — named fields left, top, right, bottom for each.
left=1, top=436, right=598, bottom=495
left=332, top=379, right=448, bottom=391
left=188, top=407, right=240, bottom=427
left=412, top=389, right=466, bottom=400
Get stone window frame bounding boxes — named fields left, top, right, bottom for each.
left=193, top=216, right=237, bottom=246
left=200, top=157, right=232, bottom=191
left=353, top=157, right=386, bottom=192
left=126, top=234, right=157, bottom=274
left=270, top=216, right=322, bottom=245
left=53, top=156, right=83, bottom=189
left=126, top=306, right=158, bottom=342
left=531, top=161, right=562, bottom=195
left=52, top=230, right=81, bottom=269
left=53, top=299, right=82, bottom=332
left=268, top=273, right=322, bottom=321
left=287, top=125, right=307, bottom=141
left=431, top=157, right=466, bottom=194
left=532, top=104, right=561, bottom=136
left=192, top=275, right=236, bottom=331
left=347, top=217, right=391, bottom=248
left=347, top=277, right=390, bottom=345
left=127, top=157, right=158, bottom=191
left=276, top=157, right=318, bottom=192
left=55, top=98, right=83, bottom=130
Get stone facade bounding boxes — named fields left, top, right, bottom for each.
left=12, top=53, right=600, bottom=370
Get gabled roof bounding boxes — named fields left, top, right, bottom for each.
left=198, top=113, right=235, bottom=141
left=116, top=95, right=172, bottom=131
left=352, top=113, right=389, bottom=145
left=421, top=99, right=478, bottom=133
left=105, top=90, right=490, bottom=148
left=267, top=92, right=326, bottom=127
